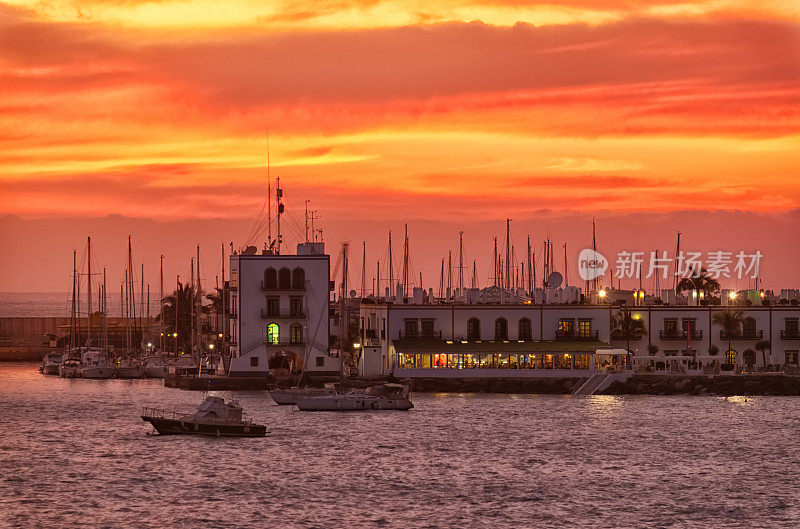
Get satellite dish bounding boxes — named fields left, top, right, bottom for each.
left=547, top=272, right=563, bottom=288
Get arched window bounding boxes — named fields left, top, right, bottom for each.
left=264, top=268, right=277, bottom=289
left=267, top=323, right=279, bottom=344
left=495, top=318, right=508, bottom=341
left=467, top=318, right=481, bottom=341
left=742, top=317, right=756, bottom=337
left=518, top=318, right=532, bottom=341
left=726, top=349, right=738, bottom=365
left=292, top=268, right=305, bottom=290
left=290, top=323, right=303, bottom=344
left=278, top=268, right=291, bottom=289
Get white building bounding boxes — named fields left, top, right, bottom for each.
left=228, top=243, right=339, bottom=377
left=357, top=294, right=800, bottom=377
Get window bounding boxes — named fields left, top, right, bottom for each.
left=421, top=319, right=435, bottom=338
left=518, top=318, right=532, bottom=341
left=267, top=323, right=279, bottom=344
left=495, top=318, right=508, bottom=341
left=264, top=268, right=277, bottom=289
left=786, top=319, right=799, bottom=333
left=404, top=319, right=418, bottom=338
left=467, top=318, right=481, bottom=341
left=742, top=317, right=756, bottom=336
left=250, top=357, right=259, bottom=367
left=290, top=297, right=303, bottom=317
left=558, top=319, right=574, bottom=337
left=726, top=349, right=738, bottom=364
left=290, top=323, right=303, bottom=344
left=278, top=268, right=291, bottom=289
left=578, top=319, right=592, bottom=337
left=682, top=319, right=696, bottom=333
left=266, top=297, right=279, bottom=317
left=316, top=357, right=325, bottom=367
left=292, top=268, right=305, bottom=290
left=381, top=318, right=386, bottom=340
left=664, top=319, right=678, bottom=334
left=786, top=351, right=798, bottom=365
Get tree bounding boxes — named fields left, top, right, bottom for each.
left=711, top=309, right=744, bottom=364
left=755, top=339, right=771, bottom=371
left=708, top=344, right=719, bottom=356
left=677, top=267, right=721, bottom=299
left=159, top=282, right=204, bottom=354
left=613, top=310, right=647, bottom=354
left=647, top=344, right=659, bottom=356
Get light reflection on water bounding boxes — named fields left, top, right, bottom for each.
left=2, top=362, right=800, bottom=529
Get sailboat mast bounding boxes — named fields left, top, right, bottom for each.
left=87, top=236, right=91, bottom=345
left=505, top=218, right=511, bottom=291
left=190, top=257, right=195, bottom=356
left=70, top=249, right=77, bottom=352
left=160, top=255, right=164, bottom=351
left=387, top=231, right=393, bottom=294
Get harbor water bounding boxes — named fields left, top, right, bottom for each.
left=2, top=362, right=800, bottom=528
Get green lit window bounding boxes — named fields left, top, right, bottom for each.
left=267, top=323, right=279, bottom=344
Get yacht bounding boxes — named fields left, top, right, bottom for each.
left=141, top=396, right=266, bottom=437
left=114, top=356, right=144, bottom=378
left=40, top=353, right=63, bottom=375
left=143, top=356, right=166, bottom=378
left=295, top=383, right=414, bottom=411
left=59, top=354, right=83, bottom=378
left=81, top=348, right=114, bottom=379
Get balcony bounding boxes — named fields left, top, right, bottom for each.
left=397, top=330, right=442, bottom=340
left=781, top=330, right=800, bottom=340
left=555, top=330, right=599, bottom=341
left=659, top=330, right=703, bottom=341
left=260, top=281, right=305, bottom=292
left=260, top=309, right=306, bottom=319
left=720, top=330, right=764, bottom=340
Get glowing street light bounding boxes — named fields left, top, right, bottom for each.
left=208, top=344, right=214, bottom=350
left=729, top=291, right=737, bottom=300
left=172, top=332, right=178, bottom=337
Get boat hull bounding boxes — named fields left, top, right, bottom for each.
left=115, top=366, right=144, bottom=379
left=295, top=396, right=413, bottom=411
left=82, top=366, right=114, bottom=379
left=269, top=388, right=335, bottom=405
left=142, top=417, right=266, bottom=437
left=145, top=366, right=165, bottom=378
left=59, top=367, right=82, bottom=378
left=42, top=365, right=60, bottom=375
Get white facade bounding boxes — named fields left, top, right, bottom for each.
left=358, top=301, right=800, bottom=377
left=228, top=245, right=339, bottom=376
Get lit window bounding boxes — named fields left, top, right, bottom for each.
left=267, top=323, right=279, bottom=344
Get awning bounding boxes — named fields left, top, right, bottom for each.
left=392, top=339, right=609, bottom=354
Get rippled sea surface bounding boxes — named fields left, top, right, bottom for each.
left=2, top=363, right=800, bottom=529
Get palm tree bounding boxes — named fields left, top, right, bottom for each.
left=677, top=267, right=721, bottom=299
left=755, top=339, right=771, bottom=371
left=160, top=282, right=203, bottom=354
left=711, top=309, right=744, bottom=365
left=613, top=310, right=647, bottom=354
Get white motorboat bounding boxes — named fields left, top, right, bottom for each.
left=40, top=353, right=63, bottom=375
left=295, top=383, right=413, bottom=411
left=269, top=384, right=338, bottom=405
left=81, top=348, right=114, bottom=379
left=143, top=356, right=166, bottom=378
left=114, top=356, right=144, bottom=378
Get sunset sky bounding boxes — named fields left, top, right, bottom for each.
left=1, top=0, right=799, bottom=292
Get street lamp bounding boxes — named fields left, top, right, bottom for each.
left=208, top=344, right=214, bottom=350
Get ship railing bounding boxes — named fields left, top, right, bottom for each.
left=141, top=407, right=255, bottom=424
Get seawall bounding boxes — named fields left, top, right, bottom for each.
left=600, top=375, right=800, bottom=396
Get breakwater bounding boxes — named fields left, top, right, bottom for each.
left=601, top=375, right=800, bottom=396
